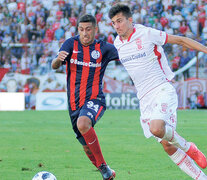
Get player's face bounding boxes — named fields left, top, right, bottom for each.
left=111, top=12, right=133, bottom=40
left=78, top=22, right=97, bottom=46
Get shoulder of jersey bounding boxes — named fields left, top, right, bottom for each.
left=96, top=39, right=112, bottom=48
left=96, top=39, right=105, bottom=45
left=134, top=24, right=146, bottom=29
left=65, top=35, right=78, bottom=42
left=64, top=36, right=76, bottom=43
left=64, top=36, right=79, bottom=48
left=133, top=24, right=149, bottom=38
left=71, top=35, right=79, bottom=41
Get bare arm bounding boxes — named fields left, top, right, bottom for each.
left=167, top=34, right=207, bottom=54
left=51, top=51, right=69, bottom=69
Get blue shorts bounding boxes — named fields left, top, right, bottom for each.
left=69, top=99, right=106, bottom=145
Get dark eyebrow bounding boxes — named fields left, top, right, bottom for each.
left=78, top=25, right=93, bottom=29
left=115, top=18, right=123, bottom=22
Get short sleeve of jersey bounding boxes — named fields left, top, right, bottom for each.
left=58, top=38, right=73, bottom=64
left=148, top=27, right=167, bottom=46
left=105, top=43, right=119, bottom=61
left=59, top=38, right=73, bottom=53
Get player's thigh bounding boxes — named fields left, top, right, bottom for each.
left=69, top=99, right=105, bottom=145
left=150, top=85, right=178, bottom=127
left=140, top=83, right=178, bottom=138
left=79, top=99, right=106, bottom=127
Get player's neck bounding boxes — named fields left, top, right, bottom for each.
left=120, top=26, right=134, bottom=40
left=79, top=38, right=95, bottom=47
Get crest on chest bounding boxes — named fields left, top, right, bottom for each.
left=91, top=50, right=100, bottom=59
left=136, top=38, right=143, bottom=51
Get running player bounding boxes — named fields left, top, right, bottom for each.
left=52, top=14, right=118, bottom=180
left=109, top=4, right=207, bottom=180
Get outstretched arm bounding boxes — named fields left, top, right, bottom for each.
left=167, top=34, right=207, bottom=54
left=52, top=51, right=69, bottom=69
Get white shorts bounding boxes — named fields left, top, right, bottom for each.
left=139, top=82, right=178, bottom=141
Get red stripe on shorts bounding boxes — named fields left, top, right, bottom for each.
left=95, top=106, right=103, bottom=121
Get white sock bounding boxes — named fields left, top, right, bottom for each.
left=170, top=148, right=207, bottom=180
left=163, top=125, right=190, bottom=152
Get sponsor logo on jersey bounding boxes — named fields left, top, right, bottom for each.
left=70, top=58, right=101, bottom=67
left=73, top=50, right=81, bottom=53
left=91, top=50, right=100, bottom=59
left=120, top=52, right=146, bottom=63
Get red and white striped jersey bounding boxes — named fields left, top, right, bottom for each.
left=114, top=24, right=175, bottom=100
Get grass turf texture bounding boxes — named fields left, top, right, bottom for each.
left=0, top=110, right=206, bottom=180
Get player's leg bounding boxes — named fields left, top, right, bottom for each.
left=77, top=99, right=115, bottom=179
left=161, top=122, right=207, bottom=169
left=150, top=119, right=207, bottom=169
left=161, top=140, right=207, bottom=180
left=70, top=108, right=98, bottom=168
left=82, top=132, right=116, bottom=180
left=83, top=145, right=97, bottom=167
left=148, top=82, right=186, bottom=150
left=77, top=115, right=107, bottom=167
left=150, top=119, right=190, bottom=151
left=148, top=83, right=207, bottom=169
left=78, top=119, right=116, bottom=180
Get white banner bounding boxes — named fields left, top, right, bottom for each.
left=0, top=92, right=25, bottom=111
left=105, top=93, right=139, bottom=109
left=36, top=92, right=68, bottom=110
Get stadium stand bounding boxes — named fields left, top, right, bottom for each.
left=0, top=0, right=207, bottom=109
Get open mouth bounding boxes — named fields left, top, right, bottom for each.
left=83, top=37, right=89, bottom=41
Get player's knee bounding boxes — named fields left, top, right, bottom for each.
left=77, top=116, right=91, bottom=134
left=149, top=120, right=165, bottom=138
left=150, top=126, right=163, bottom=137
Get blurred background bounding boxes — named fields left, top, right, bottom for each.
left=0, top=0, right=207, bottom=110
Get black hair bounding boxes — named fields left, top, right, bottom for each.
left=108, top=4, right=132, bottom=19
left=77, top=14, right=97, bottom=27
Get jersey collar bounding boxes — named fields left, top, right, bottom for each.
left=119, top=27, right=136, bottom=43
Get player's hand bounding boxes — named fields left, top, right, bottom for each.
left=57, top=51, right=69, bottom=62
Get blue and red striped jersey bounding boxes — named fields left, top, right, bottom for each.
left=59, top=35, right=119, bottom=111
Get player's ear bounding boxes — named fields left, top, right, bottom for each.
left=95, top=26, right=98, bottom=34
left=128, top=17, right=133, bottom=23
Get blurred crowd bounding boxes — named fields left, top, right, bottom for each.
left=188, top=90, right=207, bottom=109
left=0, top=0, right=207, bottom=81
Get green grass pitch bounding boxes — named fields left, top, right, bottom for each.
left=0, top=110, right=207, bottom=180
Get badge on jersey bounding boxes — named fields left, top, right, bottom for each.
left=91, top=50, right=100, bottom=59
left=136, top=38, right=143, bottom=51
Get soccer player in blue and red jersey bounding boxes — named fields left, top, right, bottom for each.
left=52, top=14, right=118, bottom=180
